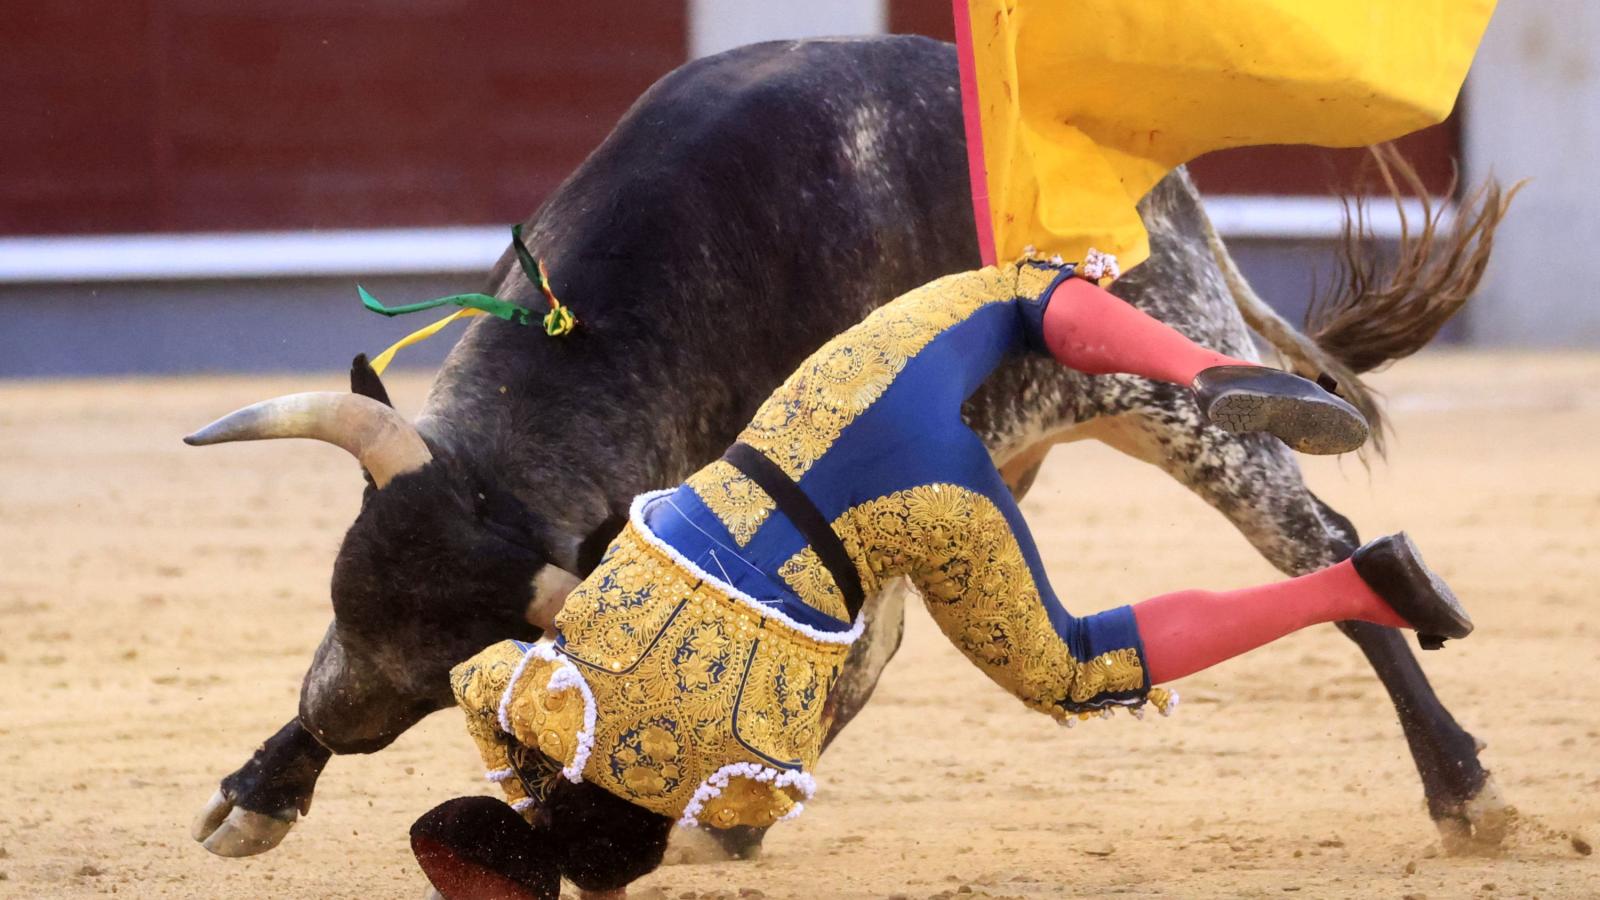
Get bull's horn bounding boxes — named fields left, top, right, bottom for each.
left=525, top=565, right=582, bottom=631
left=184, top=392, right=432, bottom=488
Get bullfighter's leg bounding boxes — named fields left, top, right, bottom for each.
left=1041, top=278, right=1367, bottom=454
left=904, top=428, right=1468, bottom=728
left=1131, top=534, right=1470, bottom=681
left=1082, top=400, right=1506, bottom=849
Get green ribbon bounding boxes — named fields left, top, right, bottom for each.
left=509, top=223, right=541, bottom=286
left=358, top=285, right=537, bottom=326
left=358, top=223, right=574, bottom=333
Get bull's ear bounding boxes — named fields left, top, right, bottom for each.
left=350, top=354, right=393, bottom=408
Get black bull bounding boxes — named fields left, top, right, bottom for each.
left=187, top=36, right=1507, bottom=860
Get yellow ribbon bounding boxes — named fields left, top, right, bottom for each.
left=369, top=307, right=486, bottom=375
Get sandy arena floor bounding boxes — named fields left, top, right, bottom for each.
left=2, top=352, right=1598, bottom=898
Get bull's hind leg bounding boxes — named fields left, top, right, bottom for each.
left=1083, top=392, right=1507, bottom=851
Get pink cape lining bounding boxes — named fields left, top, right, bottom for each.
left=952, top=0, right=997, bottom=267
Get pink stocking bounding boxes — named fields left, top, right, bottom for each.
left=1042, top=278, right=1255, bottom=384
left=1132, top=559, right=1408, bottom=684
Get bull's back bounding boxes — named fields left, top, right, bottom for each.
left=426, top=38, right=981, bottom=494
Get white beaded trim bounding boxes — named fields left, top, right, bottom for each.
left=675, top=761, right=819, bottom=829
left=1080, top=248, right=1121, bottom=282
left=630, top=490, right=865, bottom=645
left=485, top=767, right=516, bottom=783
left=497, top=643, right=543, bottom=736
left=496, top=641, right=599, bottom=784
left=544, top=650, right=599, bottom=783
left=510, top=797, right=535, bottom=813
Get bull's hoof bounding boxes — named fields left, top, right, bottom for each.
left=191, top=789, right=298, bottom=857
left=1435, top=775, right=1513, bottom=856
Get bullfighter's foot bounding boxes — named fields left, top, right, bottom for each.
left=1353, top=532, right=1474, bottom=650
left=191, top=789, right=298, bottom=857
left=1192, top=365, right=1368, bottom=454
left=411, top=796, right=560, bottom=900
left=1436, top=774, right=1514, bottom=855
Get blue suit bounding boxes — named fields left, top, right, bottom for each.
left=646, top=259, right=1163, bottom=717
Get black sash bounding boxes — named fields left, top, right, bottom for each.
left=720, top=442, right=866, bottom=620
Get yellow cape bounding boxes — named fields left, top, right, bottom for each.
left=957, top=0, right=1497, bottom=269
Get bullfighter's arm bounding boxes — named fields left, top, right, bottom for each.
left=449, top=642, right=535, bottom=813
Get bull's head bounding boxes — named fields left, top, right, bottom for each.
left=185, top=359, right=579, bottom=753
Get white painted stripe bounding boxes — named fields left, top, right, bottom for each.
left=0, top=226, right=506, bottom=284
left=1202, top=194, right=1448, bottom=241
left=688, top=0, right=886, bottom=59
left=0, top=196, right=1446, bottom=284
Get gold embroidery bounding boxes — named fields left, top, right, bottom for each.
left=837, top=483, right=1149, bottom=717
left=1147, top=687, right=1177, bottom=715
left=462, top=523, right=852, bottom=825
left=448, top=260, right=1143, bottom=825
left=689, top=260, right=1057, bottom=548
left=698, top=775, right=796, bottom=828
left=502, top=656, right=587, bottom=766
left=739, top=263, right=1057, bottom=482
left=449, top=642, right=533, bottom=809
left=685, top=460, right=774, bottom=547
left=776, top=546, right=850, bottom=621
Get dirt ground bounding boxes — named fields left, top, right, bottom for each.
left=2, top=351, right=1598, bottom=899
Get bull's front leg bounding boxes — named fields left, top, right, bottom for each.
left=191, top=718, right=331, bottom=856
left=1090, top=397, right=1508, bottom=852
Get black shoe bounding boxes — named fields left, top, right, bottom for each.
left=411, top=796, right=560, bottom=900
left=1192, top=365, right=1369, bottom=455
left=1352, top=532, right=1474, bottom=650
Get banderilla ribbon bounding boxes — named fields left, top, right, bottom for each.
left=362, top=224, right=577, bottom=374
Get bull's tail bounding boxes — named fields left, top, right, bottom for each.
left=1201, top=144, right=1520, bottom=455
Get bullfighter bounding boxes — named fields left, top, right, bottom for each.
left=408, top=255, right=1471, bottom=899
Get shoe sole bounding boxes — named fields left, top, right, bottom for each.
left=1207, top=388, right=1369, bottom=455
left=413, top=835, right=552, bottom=900
left=1385, top=532, right=1474, bottom=649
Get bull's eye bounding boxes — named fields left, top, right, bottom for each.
left=473, top=484, right=537, bottom=551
